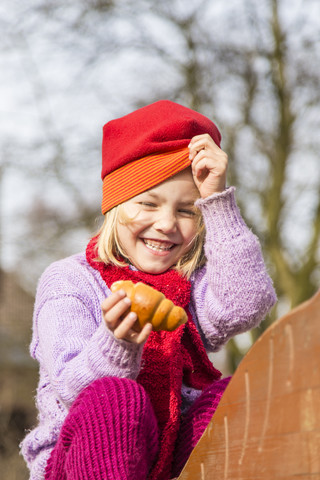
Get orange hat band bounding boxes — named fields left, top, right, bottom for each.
left=102, top=148, right=190, bottom=214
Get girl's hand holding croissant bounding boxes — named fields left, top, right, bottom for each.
left=102, top=281, right=188, bottom=344
left=101, top=290, right=152, bottom=345
left=188, top=133, right=228, bottom=198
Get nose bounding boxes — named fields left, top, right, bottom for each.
left=153, top=210, right=177, bottom=233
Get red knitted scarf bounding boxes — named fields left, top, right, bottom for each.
left=86, top=238, right=221, bottom=480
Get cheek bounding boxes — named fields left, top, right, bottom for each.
left=116, top=218, right=146, bottom=245
left=117, top=219, right=137, bottom=241
left=181, top=219, right=199, bottom=243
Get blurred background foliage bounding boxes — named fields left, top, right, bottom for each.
left=1, top=0, right=319, bottom=478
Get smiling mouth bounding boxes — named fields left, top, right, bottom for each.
left=143, top=239, right=176, bottom=252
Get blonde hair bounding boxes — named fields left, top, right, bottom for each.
left=96, top=204, right=206, bottom=279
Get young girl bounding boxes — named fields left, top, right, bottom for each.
left=21, top=100, right=276, bottom=480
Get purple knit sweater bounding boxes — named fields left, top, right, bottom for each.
left=20, top=188, right=276, bottom=479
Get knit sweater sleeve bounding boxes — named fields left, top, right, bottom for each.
left=191, top=187, right=277, bottom=352
left=31, top=255, right=144, bottom=408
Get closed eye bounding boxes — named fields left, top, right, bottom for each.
left=139, top=202, right=157, bottom=208
left=178, top=209, right=197, bottom=216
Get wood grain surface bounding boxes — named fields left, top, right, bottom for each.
left=178, top=290, right=320, bottom=480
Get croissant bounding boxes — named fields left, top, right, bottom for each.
left=111, top=280, right=188, bottom=332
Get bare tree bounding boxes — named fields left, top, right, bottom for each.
left=1, top=0, right=320, bottom=341
left=1, top=3, right=320, bottom=478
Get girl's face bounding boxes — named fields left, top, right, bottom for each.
left=116, top=167, right=200, bottom=274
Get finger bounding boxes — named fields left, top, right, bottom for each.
left=189, top=133, right=213, bottom=144
left=191, top=150, right=213, bottom=173
left=189, top=135, right=220, bottom=159
left=192, top=155, right=226, bottom=182
left=115, top=317, right=153, bottom=344
left=101, top=289, right=126, bottom=312
left=135, top=322, right=153, bottom=345
left=113, top=311, right=138, bottom=339
left=192, top=148, right=228, bottom=171
left=190, top=139, right=219, bottom=157
left=189, top=133, right=218, bottom=148
left=103, top=296, right=131, bottom=330
left=189, top=143, right=208, bottom=162
left=191, top=148, right=209, bottom=164
left=191, top=157, right=211, bottom=183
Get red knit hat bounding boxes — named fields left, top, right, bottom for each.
left=101, top=100, right=221, bottom=214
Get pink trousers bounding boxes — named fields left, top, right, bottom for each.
left=45, top=376, right=230, bottom=480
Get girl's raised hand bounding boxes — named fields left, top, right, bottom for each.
left=188, top=133, right=228, bottom=198
left=101, top=290, right=152, bottom=345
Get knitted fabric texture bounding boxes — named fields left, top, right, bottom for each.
left=101, top=100, right=221, bottom=213
left=20, top=187, right=277, bottom=480
left=172, top=376, right=231, bottom=477
left=102, top=147, right=190, bottom=213
left=44, top=376, right=231, bottom=480
left=86, top=237, right=221, bottom=480
left=45, top=377, right=159, bottom=480
left=102, top=100, right=221, bottom=178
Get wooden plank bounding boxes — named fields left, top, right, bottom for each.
left=178, top=290, right=320, bottom=479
